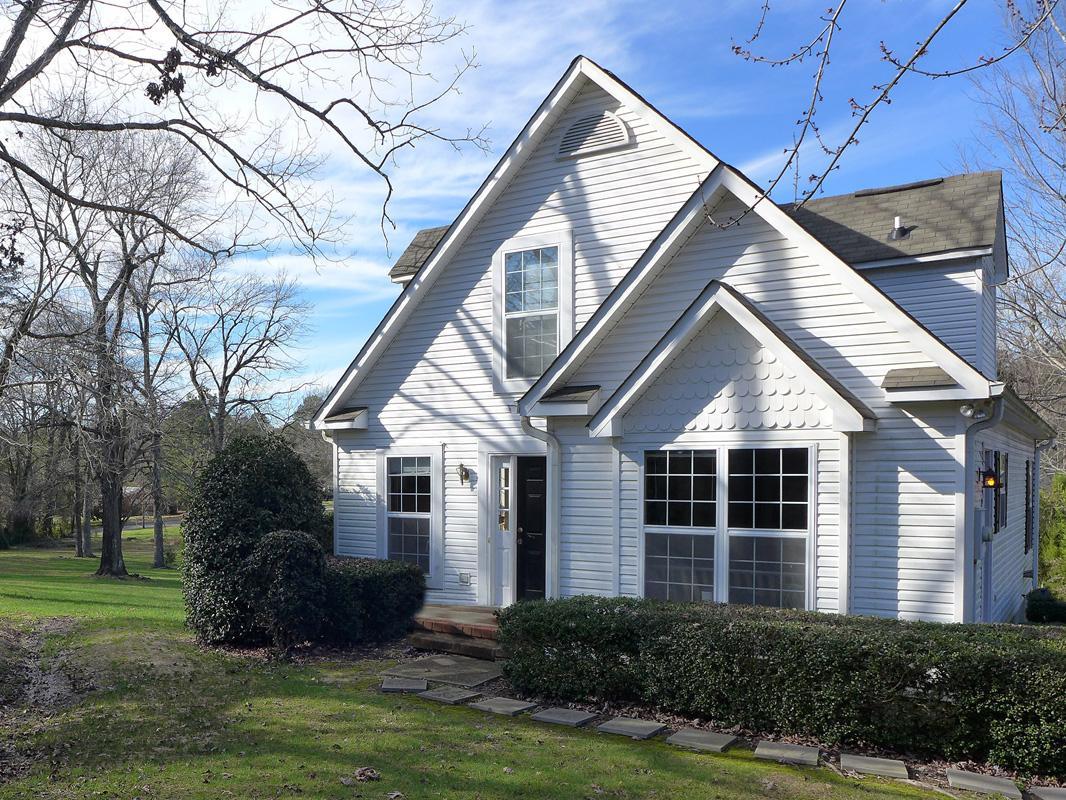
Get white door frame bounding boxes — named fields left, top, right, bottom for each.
left=476, top=437, right=547, bottom=606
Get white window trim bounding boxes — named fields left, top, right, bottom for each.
left=637, top=443, right=817, bottom=610
left=376, top=445, right=444, bottom=590
left=492, top=230, right=574, bottom=396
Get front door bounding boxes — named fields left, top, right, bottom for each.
left=515, top=456, right=547, bottom=600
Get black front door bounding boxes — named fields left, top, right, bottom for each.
left=515, top=456, right=547, bottom=600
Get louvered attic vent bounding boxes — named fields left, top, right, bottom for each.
left=557, top=111, right=631, bottom=159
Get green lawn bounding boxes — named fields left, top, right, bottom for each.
left=0, top=542, right=944, bottom=800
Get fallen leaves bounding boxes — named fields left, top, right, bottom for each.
left=340, top=766, right=380, bottom=785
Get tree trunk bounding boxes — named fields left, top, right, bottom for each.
left=71, top=438, right=83, bottom=557
left=95, top=466, right=126, bottom=576
left=151, top=430, right=165, bottom=568
left=81, top=487, right=93, bottom=558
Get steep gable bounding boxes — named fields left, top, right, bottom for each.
left=314, top=57, right=718, bottom=426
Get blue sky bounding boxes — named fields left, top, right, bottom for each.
left=270, top=0, right=1015, bottom=398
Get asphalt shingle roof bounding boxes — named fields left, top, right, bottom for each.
left=386, top=171, right=1003, bottom=281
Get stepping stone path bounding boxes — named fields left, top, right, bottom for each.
left=380, top=677, right=428, bottom=693
left=945, top=769, right=1022, bottom=799
left=469, top=697, right=536, bottom=717
left=839, top=754, right=908, bottom=780
left=1030, top=788, right=1066, bottom=800
left=384, top=655, right=502, bottom=688
left=665, top=727, right=736, bottom=753
left=754, top=741, right=819, bottom=766
left=596, top=716, right=667, bottom=740
left=418, top=686, right=481, bottom=705
left=530, top=707, right=598, bottom=727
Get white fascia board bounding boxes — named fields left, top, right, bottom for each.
left=885, top=381, right=1005, bottom=403
left=319, top=409, right=369, bottom=430
left=519, top=166, right=730, bottom=414
left=716, top=169, right=994, bottom=399
left=314, top=57, right=719, bottom=427
left=586, top=281, right=869, bottom=437
left=528, top=397, right=600, bottom=417
left=854, top=247, right=993, bottom=271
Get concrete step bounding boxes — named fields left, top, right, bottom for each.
left=405, top=630, right=505, bottom=661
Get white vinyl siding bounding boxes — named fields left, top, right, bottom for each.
left=331, top=80, right=710, bottom=604
left=864, top=263, right=982, bottom=370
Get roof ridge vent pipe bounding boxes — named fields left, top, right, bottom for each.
left=889, top=215, right=910, bottom=240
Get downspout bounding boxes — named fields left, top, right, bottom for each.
left=521, top=415, right=561, bottom=599
left=1032, top=435, right=1056, bottom=586
left=961, top=397, right=1004, bottom=622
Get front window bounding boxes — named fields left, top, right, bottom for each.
left=504, top=246, right=559, bottom=378
left=386, top=456, right=430, bottom=572
left=727, top=447, right=809, bottom=609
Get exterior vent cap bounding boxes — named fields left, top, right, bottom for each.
left=557, top=110, right=631, bottom=159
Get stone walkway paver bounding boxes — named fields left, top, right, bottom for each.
left=418, top=685, right=482, bottom=705
left=1030, top=787, right=1066, bottom=800
left=839, top=754, right=908, bottom=779
left=469, top=697, right=536, bottom=716
left=596, top=716, right=667, bottom=740
left=530, top=707, right=598, bottom=727
left=945, top=769, right=1022, bottom=799
left=380, top=676, right=428, bottom=693
left=665, top=727, right=736, bottom=753
left=754, top=741, right=819, bottom=766
left=384, top=654, right=502, bottom=687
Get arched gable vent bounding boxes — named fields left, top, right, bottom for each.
left=557, top=110, right=631, bottom=159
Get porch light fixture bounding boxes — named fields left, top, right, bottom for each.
left=981, top=468, right=1000, bottom=490
left=456, top=463, right=470, bottom=485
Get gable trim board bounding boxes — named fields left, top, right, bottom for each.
left=519, top=165, right=996, bottom=417
left=587, top=280, right=876, bottom=436
left=312, top=55, right=719, bottom=426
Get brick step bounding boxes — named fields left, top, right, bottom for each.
left=405, top=630, right=506, bottom=661
left=413, top=616, right=498, bottom=641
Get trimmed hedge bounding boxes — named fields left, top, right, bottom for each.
left=249, top=530, right=327, bottom=650
left=497, top=597, right=1066, bottom=778
left=323, top=556, right=425, bottom=643
left=182, top=434, right=327, bottom=644
left=1027, top=587, right=1066, bottom=623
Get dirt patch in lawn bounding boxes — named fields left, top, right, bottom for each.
left=0, top=617, right=81, bottom=782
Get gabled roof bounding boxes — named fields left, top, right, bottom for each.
left=520, top=164, right=997, bottom=416
left=588, top=280, right=876, bottom=437
left=313, top=56, right=720, bottom=426
left=388, top=171, right=1003, bottom=281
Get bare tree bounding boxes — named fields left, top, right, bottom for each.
left=964, top=5, right=1066, bottom=471
left=0, top=0, right=484, bottom=251
left=730, top=1, right=1058, bottom=212
left=168, top=271, right=310, bottom=454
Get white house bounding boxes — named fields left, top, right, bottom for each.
left=313, top=56, right=1054, bottom=624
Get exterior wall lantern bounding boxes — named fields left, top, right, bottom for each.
left=456, top=463, right=470, bottom=485
left=981, top=468, right=1000, bottom=490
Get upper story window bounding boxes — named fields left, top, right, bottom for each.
left=493, top=231, right=573, bottom=394
left=505, top=246, right=559, bottom=379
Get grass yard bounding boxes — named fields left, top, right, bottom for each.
left=0, top=541, right=945, bottom=800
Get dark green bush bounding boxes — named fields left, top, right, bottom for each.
left=497, top=597, right=1066, bottom=778
left=312, top=510, right=334, bottom=555
left=322, top=556, right=425, bottom=644
left=182, top=434, right=327, bottom=644
left=1027, top=587, right=1066, bottom=623
left=248, top=530, right=327, bottom=650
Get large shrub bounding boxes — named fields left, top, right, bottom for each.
left=497, top=597, right=1066, bottom=778
left=182, top=434, right=326, bottom=644
left=248, top=530, right=327, bottom=650
left=1027, top=587, right=1066, bottom=623
left=322, top=556, right=425, bottom=644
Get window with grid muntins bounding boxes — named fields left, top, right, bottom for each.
left=386, top=456, right=431, bottom=572
left=644, top=450, right=716, bottom=528
left=504, top=246, right=559, bottom=378
left=727, top=447, right=808, bottom=530
left=644, top=532, right=715, bottom=602
left=728, top=535, right=806, bottom=608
